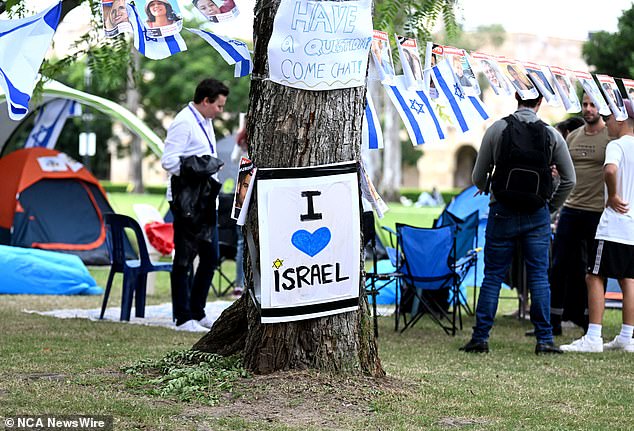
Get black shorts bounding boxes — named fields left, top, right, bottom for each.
left=587, top=239, right=634, bottom=279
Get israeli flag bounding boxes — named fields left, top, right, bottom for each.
left=383, top=76, right=446, bottom=146
left=0, top=1, right=62, bottom=121
left=25, top=99, right=81, bottom=149
left=362, top=90, right=383, bottom=149
left=432, top=59, right=490, bottom=133
left=127, top=4, right=186, bottom=60
left=186, top=28, right=252, bottom=78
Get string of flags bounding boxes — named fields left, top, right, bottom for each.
left=363, top=29, right=634, bottom=149
left=0, top=0, right=251, bottom=121
left=2, top=0, right=634, bottom=132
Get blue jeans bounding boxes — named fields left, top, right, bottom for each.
left=472, top=202, right=553, bottom=344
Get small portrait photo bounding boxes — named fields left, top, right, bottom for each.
left=102, top=0, right=129, bottom=32
left=403, top=46, right=423, bottom=81
left=525, top=67, right=558, bottom=104
left=621, top=78, right=634, bottom=104
left=452, top=55, right=472, bottom=87
left=143, top=0, right=182, bottom=29
left=193, top=0, right=239, bottom=23
left=579, top=77, right=610, bottom=115
left=233, top=166, right=254, bottom=219
left=479, top=58, right=511, bottom=96
left=554, top=73, right=574, bottom=101
left=193, top=0, right=221, bottom=21
left=396, top=35, right=423, bottom=86
left=599, top=79, right=627, bottom=120
left=504, top=64, right=534, bottom=92
left=370, top=34, right=395, bottom=81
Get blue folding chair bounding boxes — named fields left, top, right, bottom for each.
left=435, top=210, right=480, bottom=315
left=100, top=213, right=172, bottom=321
left=389, top=223, right=477, bottom=335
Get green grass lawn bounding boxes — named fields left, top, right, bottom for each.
left=1, top=194, right=631, bottom=430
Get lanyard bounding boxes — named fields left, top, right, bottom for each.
left=188, top=105, right=215, bottom=154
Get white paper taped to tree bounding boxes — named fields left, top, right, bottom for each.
left=256, top=162, right=361, bottom=323
left=267, top=0, right=373, bottom=91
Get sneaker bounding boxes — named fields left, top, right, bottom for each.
left=197, top=316, right=215, bottom=329
left=603, top=336, right=634, bottom=352
left=459, top=339, right=489, bottom=353
left=535, top=342, right=563, bottom=355
left=560, top=335, right=603, bottom=353
left=175, top=320, right=208, bottom=332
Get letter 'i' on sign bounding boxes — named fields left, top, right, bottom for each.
left=255, top=162, right=361, bottom=323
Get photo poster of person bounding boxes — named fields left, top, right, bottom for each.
left=138, top=0, right=183, bottom=38
left=596, top=74, right=628, bottom=121
left=622, top=78, right=634, bottom=104
left=395, top=34, right=423, bottom=89
left=232, top=156, right=255, bottom=221
left=427, top=43, right=447, bottom=98
left=439, top=45, right=480, bottom=96
left=522, top=61, right=560, bottom=106
left=368, top=30, right=395, bottom=83
left=549, top=66, right=581, bottom=113
left=192, top=0, right=239, bottom=24
left=497, top=57, right=539, bottom=100
left=470, top=51, right=512, bottom=96
left=574, top=70, right=611, bottom=115
left=102, top=0, right=132, bottom=38
left=359, top=159, right=389, bottom=219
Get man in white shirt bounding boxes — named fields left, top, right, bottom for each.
left=161, top=78, right=229, bottom=332
left=562, top=99, right=634, bottom=353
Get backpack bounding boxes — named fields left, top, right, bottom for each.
left=489, top=115, right=554, bottom=212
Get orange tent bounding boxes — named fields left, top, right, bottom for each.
left=0, top=148, right=114, bottom=265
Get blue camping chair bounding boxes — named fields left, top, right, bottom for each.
left=364, top=215, right=402, bottom=337
left=435, top=210, right=480, bottom=315
left=100, top=213, right=172, bottom=321
left=389, top=223, right=477, bottom=335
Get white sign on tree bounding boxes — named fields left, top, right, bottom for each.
left=267, top=0, right=373, bottom=91
left=256, top=162, right=361, bottom=323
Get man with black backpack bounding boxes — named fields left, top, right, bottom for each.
left=460, top=92, right=576, bottom=355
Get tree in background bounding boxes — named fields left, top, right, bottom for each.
left=583, top=5, right=634, bottom=81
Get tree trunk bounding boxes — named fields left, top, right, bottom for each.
left=380, top=102, right=401, bottom=201
left=126, top=50, right=144, bottom=193
left=195, top=0, right=384, bottom=377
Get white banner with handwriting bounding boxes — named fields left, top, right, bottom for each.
left=267, top=0, right=372, bottom=91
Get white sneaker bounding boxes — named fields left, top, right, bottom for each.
left=197, top=316, right=215, bottom=329
left=560, top=335, right=603, bottom=353
left=175, top=320, right=208, bottom=332
left=604, top=336, right=634, bottom=352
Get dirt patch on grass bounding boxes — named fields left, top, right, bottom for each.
left=192, top=370, right=410, bottom=430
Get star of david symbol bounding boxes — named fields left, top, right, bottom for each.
left=272, top=258, right=284, bottom=269
left=33, top=127, right=49, bottom=146
left=409, top=99, right=425, bottom=115
left=454, top=83, right=465, bottom=100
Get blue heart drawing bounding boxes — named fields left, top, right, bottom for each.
left=291, top=227, right=331, bottom=257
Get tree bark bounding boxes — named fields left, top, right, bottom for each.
left=195, top=0, right=384, bottom=377
left=380, top=103, right=401, bottom=201
left=126, top=50, right=144, bottom=193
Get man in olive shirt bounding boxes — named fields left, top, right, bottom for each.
left=549, top=94, right=611, bottom=334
